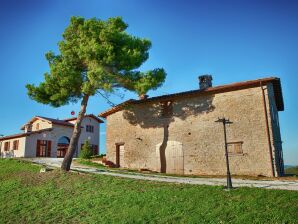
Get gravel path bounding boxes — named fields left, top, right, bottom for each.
left=24, top=158, right=298, bottom=191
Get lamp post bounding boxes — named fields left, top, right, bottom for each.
left=215, top=117, right=233, bottom=190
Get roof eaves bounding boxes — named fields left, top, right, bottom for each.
left=98, top=99, right=135, bottom=118
left=64, top=114, right=104, bottom=123
left=0, top=128, right=53, bottom=141
left=98, top=77, right=284, bottom=117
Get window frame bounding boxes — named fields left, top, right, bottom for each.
left=86, top=125, right=94, bottom=133
left=4, top=142, right=10, bottom=151
left=13, top=140, right=19, bottom=150
left=227, top=141, right=244, bottom=155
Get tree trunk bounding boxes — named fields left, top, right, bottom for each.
left=61, top=94, right=89, bottom=171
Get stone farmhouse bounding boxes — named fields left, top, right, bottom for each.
left=0, top=114, right=103, bottom=158
left=99, top=76, right=284, bottom=177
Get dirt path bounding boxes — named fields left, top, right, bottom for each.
left=24, top=158, right=298, bottom=191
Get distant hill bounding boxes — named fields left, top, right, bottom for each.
left=284, top=165, right=294, bottom=169
left=285, top=166, right=298, bottom=176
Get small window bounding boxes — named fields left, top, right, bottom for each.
left=13, top=140, right=19, bottom=150
left=227, top=142, right=243, bottom=154
left=160, top=101, right=173, bottom=118
left=86, top=125, right=94, bottom=133
left=4, top=142, right=10, bottom=151
left=36, top=123, right=40, bottom=130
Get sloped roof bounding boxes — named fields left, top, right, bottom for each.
left=64, top=114, right=104, bottom=123
left=20, top=114, right=103, bottom=130
left=0, top=128, right=53, bottom=141
left=38, top=116, right=75, bottom=127
left=99, top=77, right=284, bottom=118
left=20, top=116, right=74, bottom=130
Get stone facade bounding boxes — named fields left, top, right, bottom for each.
left=103, top=81, right=284, bottom=177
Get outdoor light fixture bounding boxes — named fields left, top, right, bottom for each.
left=215, top=117, right=233, bottom=190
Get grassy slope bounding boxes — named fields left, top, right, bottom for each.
left=285, top=166, right=298, bottom=176
left=1, top=159, right=298, bottom=224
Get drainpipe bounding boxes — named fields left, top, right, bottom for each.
left=260, top=82, right=275, bottom=177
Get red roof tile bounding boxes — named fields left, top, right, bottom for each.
left=0, top=128, right=53, bottom=141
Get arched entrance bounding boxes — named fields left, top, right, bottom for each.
left=57, top=136, right=70, bottom=158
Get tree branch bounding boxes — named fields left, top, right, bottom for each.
left=96, top=90, right=116, bottom=107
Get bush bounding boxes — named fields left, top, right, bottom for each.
left=79, top=140, right=93, bottom=159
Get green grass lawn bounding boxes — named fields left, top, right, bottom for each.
left=1, top=159, right=298, bottom=224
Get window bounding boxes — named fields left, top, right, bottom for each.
left=36, top=140, right=51, bottom=157
left=227, top=142, right=243, bottom=154
left=13, top=140, right=19, bottom=150
left=4, top=142, right=10, bottom=151
left=36, top=123, right=40, bottom=130
left=86, top=125, right=94, bottom=133
left=40, top=140, right=48, bottom=157
left=160, top=101, right=173, bottom=118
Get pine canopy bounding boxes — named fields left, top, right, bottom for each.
left=26, top=16, right=166, bottom=107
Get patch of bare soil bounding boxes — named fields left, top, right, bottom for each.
left=18, top=169, right=92, bottom=187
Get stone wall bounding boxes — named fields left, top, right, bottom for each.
left=105, top=85, right=283, bottom=177
left=31, top=119, right=52, bottom=132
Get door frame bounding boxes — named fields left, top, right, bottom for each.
left=115, top=142, right=125, bottom=168
left=36, top=140, right=51, bottom=157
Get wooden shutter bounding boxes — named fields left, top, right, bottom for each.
left=93, top=145, right=98, bottom=155
left=36, top=140, right=41, bottom=156
left=4, top=142, right=9, bottom=151
left=47, top=141, right=52, bottom=157
left=234, top=143, right=242, bottom=153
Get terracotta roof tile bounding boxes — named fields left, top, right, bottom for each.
left=64, top=114, right=104, bottom=123
left=0, top=128, right=53, bottom=141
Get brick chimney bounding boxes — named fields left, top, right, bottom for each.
left=139, top=94, right=149, bottom=100
left=198, top=75, right=213, bottom=90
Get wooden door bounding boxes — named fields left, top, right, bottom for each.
left=116, top=145, right=120, bottom=167
left=36, top=140, right=41, bottom=157
left=115, top=144, right=124, bottom=167
left=156, top=141, right=183, bottom=174
left=36, top=140, right=51, bottom=157
left=57, top=146, right=67, bottom=158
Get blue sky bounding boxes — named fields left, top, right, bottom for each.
left=0, top=0, right=297, bottom=165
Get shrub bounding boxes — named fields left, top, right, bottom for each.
left=79, top=140, right=93, bottom=159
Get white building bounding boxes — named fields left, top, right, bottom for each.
left=0, top=114, right=103, bottom=158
